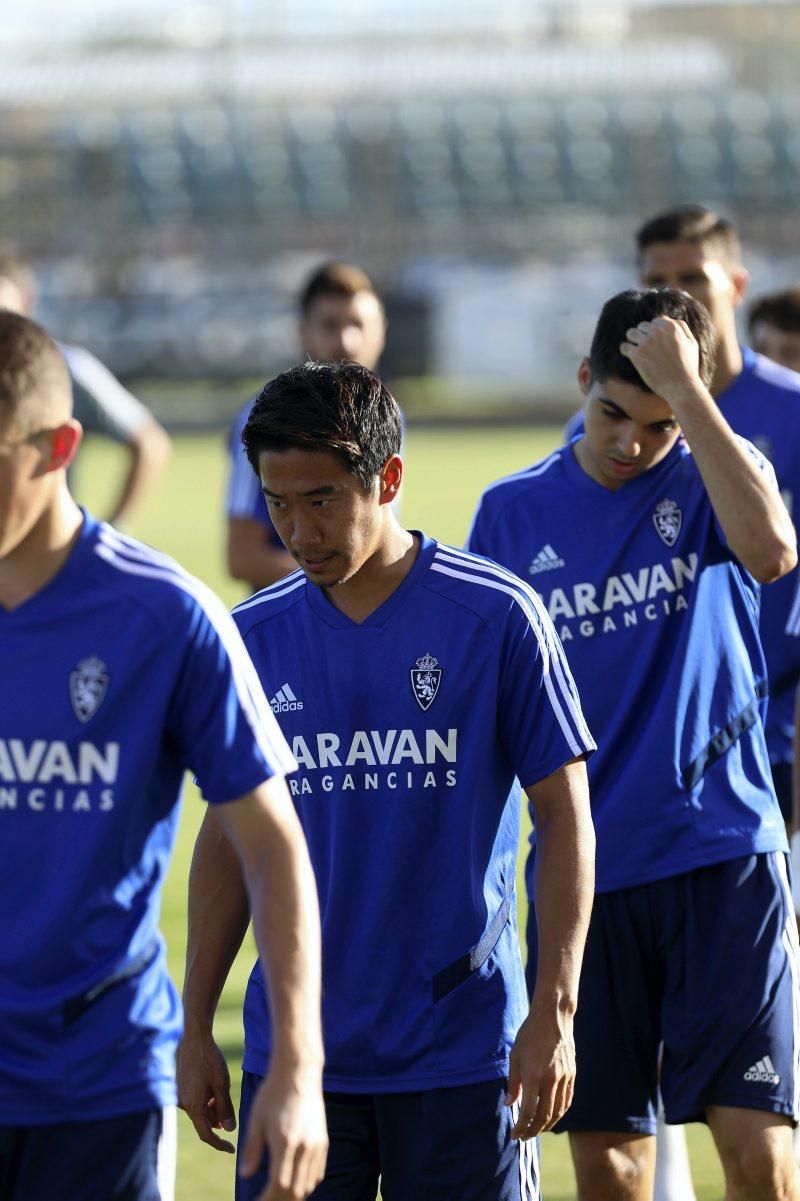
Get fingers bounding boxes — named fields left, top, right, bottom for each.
left=511, top=1068, right=576, bottom=1140
left=510, top=1073, right=540, bottom=1139
left=257, top=1139, right=328, bottom=1201
left=177, top=1035, right=236, bottom=1150
left=211, top=1087, right=237, bottom=1134
left=547, top=1071, right=572, bottom=1132
left=239, top=1105, right=265, bottom=1179
left=179, top=1073, right=236, bottom=1151
left=184, top=1099, right=236, bottom=1154
left=504, top=1052, right=523, bottom=1108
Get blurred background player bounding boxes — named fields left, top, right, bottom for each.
left=181, top=360, right=595, bottom=1201
left=0, top=246, right=171, bottom=529
left=469, top=288, right=799, bottom=1201
left=748, top=288, right=800, bottom=376
left=0, top=310, right=326, bottom=1201
left=225, top=261, right=387, bottom=592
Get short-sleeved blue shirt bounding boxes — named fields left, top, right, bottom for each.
left=0, top=513, right=295, bottom=1124
left=234, top=535, right=594, bottom=1091
left=226, top=398, right=284, bottom=545
left=563, top=350, right=800, bottom=765
left=468, top=439, right=787, bottom=896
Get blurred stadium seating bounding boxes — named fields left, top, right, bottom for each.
left=1, top=2, right=799, bottom=411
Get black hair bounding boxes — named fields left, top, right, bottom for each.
left=636, top=205, right=742, bottom=270
left=242, top=360, right=402, bottom=490
left=588, top=289, right=717, bottom=391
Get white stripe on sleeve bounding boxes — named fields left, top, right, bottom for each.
left=430, top=552, right=590, bottom=758
left=435, top=546, right=594, bottom=750
left=95, top=528, right=296, bottom=777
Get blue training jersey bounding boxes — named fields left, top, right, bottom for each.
left=563, top=349, right=800, bottom=766
left=227, top=398, right=284, bottom=544
left=468, top=439, right=787, bottom=896
left=233, top=535, right=594, bottom=1092
left=0, top=512, right=295, bottom=1125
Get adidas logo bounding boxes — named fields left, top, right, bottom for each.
left=529, top=544, right=566, bottom=575
left=744, top=1055, right=780, bottom=1085
left=270, top=683, right=303, bottom=714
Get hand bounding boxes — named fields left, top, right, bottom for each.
left=239, top=1065, right=328, bottom=1200
left=505, top=1005, right=576, bottom=1140
left=620, top=316, right=701, bottom=401
left=176, top=1025, right=237, bottom=1153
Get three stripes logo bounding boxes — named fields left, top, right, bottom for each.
left=744, top=1055, right=780, bottom=1085
left=270, top=683, right=304, bottom=714
left=529, top=544, right=565, bottom=575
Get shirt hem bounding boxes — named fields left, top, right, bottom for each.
left=242, top=1051, right=508, bottom=1093
left=591, top=835, right=789, bottom=896
left=0, top=1081, right=176, bottom=1126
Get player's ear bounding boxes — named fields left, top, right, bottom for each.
left=46, top=420, right=83, bottom=473
left=577, top=358, right=592, bottom=396
left=730, top=266, right=750, bottom=309
left=378, top=454, right=403, bottom=504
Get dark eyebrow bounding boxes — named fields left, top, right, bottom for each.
left=597, top=397, right=630, bottom=420
left=262, top=484, right=338, bottom=499
left=598, top=397, right=676, bottom=429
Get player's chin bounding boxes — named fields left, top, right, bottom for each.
left=297, top=553, right=343, bottom=584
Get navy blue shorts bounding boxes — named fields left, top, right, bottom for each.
left=236, top=1073, right=539, bottom=1201
left=526, top=852, right=800, bottom=1134
left=0, top=1108, right=164, bottom=1201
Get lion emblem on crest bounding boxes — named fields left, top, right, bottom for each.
left=652, top=499, right=682, bottom=548
left=410, top=653, right=442, bottom=712
left=70, top=656, right=109, bottom=723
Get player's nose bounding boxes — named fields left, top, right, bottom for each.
left=290, top=513, right=324, bottom=545
left=617, top=426, right=642, bottom=457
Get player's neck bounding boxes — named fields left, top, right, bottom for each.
left=710, top=329, right=743, bottom=398
left=0, top=487, right=83, bottom=611
left=325, top=526, right=418, bottom=624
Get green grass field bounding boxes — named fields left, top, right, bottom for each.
left=76, top=427, right=724, bottom=1200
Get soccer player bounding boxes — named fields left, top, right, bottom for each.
left=748, top=288, right=800, bottom=376
left=468, top=287, right=799, bottom=1201
left=635, top=208, right=800, bottom=828
left=179, top=360, right=596, bottom=1200
left=0, top=246, right=171, bottom=528
left=226, top=262, right=387, bottom=592
left=0, top=311, right=327, bottom=1201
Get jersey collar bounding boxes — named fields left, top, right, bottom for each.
left=304, top=532, right=437, bottom=629
left=561, top=437, right=686, bottom=497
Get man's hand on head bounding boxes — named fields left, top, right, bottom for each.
left=620, top=316, right=703, bottom=402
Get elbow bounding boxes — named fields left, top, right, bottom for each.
left=134, top=419, right=172, bottom=474
left=146, top=421, right=172, bottom=471
left=749, top=539, right=798, bottom=585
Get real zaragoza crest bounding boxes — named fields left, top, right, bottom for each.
left=410, top=653, right=441, bottom=712
left=70, top=656, right=109, bottom=723
left=652, top=499, right=682, bottom=548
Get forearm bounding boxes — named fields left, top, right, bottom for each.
left=183, top=808, right=251, bottom=1033
left=108, top=422, right=171, bottom=527
left=667, top=381, right=796, bottom=581
left=529, top=771, right=594, bottom=1016
left=217, top=782, right=324, bottom=1076
left=244, top=809, right=323, bottom=1074
left=227, top=519, right=296, bottom=589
